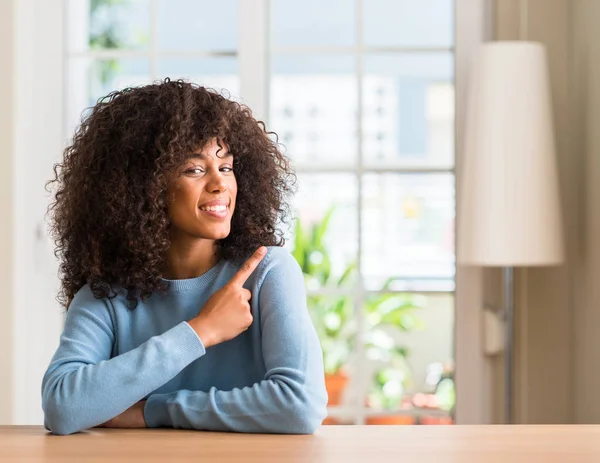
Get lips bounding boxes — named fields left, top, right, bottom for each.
left=199, top=204, right=227, bottom=213
left=198, top=199, right=229, bottom=211
left=198, top=198, right=230, bottom=218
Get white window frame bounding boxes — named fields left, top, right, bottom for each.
left=2, top=0, right=492, bottom=425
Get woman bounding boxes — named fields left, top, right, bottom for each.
left=42, top=79, right=327, bottom=435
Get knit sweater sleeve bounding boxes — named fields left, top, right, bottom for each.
left=41, top=287, right=206, bottom=435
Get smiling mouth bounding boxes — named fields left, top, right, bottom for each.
left=198, top=204, right=229, bottom=219
left=199, top=204, right=227, bottom=213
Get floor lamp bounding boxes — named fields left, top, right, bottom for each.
left=458, top=42, right=564, bottom=423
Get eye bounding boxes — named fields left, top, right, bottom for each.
left=184, top=166, right=205, bottom=175
left=220, top=165, right=234, bottom=173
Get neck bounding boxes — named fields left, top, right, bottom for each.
left=164, top=232, right=219, bottom=280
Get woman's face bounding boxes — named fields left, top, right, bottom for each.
left=167, top=138, right=237, bottom=242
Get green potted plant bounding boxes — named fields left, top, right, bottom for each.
left=363, top=291, right=424, bottom=424
left=291, top=208, right=356, bottom=407
left=292, top=207, right=424, bottom=416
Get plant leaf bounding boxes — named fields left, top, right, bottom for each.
left=312, top=206, right=335, bottom=248
left=337, top=261, right=356, bottom=286
left=292, top=218, right=306, bottom=271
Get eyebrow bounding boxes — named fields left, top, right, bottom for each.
left=186, top=151, right=233, bottom=161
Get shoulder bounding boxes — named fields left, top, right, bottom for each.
left=262, top=246, right=299, bottom=269
left=70, top=284, right=108, bottom=308
left=254, top=247, right=305, bottom=297
left=225, top=246, right=303, bottom=288
left=258, top=246, right=302, bottom=280
left=67, top=284, right=117, bottom=326
left=251, top=248, right=309, bottom=319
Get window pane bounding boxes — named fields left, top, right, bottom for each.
left=67, top=0, right=150, bottom=51
left=307, top=295, right=357, bottom=422
left=361, top=173, right=455, bottom=292
left=156, top=0, right=238, bottom=51
left=364, top=0, right=454, bottom=48
left=290, top=174, right=358, bottom=421
left=364, top=293, right=454, bottom=425
left=271, top=0, right=355, bottom=48
left=290, top=174, right=358, bottom=287
left=363, top=53, right=454, bottom=169
left=67, top=58, right=151, bottom=135
left=270, top=55, right=357, bottom=167
left=157, top=58, right=240, bottom=98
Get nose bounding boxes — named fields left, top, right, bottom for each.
left=205, top=170, right=227, bottom=193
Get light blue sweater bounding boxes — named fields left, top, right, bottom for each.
left=41, top=247, right=328, bottom=435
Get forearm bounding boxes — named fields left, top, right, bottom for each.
left=144, top=367, right=327, bottom=434
left=99, top=401, right=147, bottom=429
left=42, top=322, right=204, bottom=435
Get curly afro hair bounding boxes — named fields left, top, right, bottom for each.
left=47, top=79, right=296, bottom=309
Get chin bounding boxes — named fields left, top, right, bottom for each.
left=198, top=227, right=231, bottom=240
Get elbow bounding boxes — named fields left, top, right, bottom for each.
left=42, top=383, right=82, bottom=436
left=43, top=402, right=80, bottom=436
left=284, top=402, right=327, bottom=434
left=46, top=423, right=78, bottom=436
left=294, top=411, right=326, bottom=435
left=280, top=391, right=328, bottom=435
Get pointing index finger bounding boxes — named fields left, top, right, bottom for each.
left=230, top=247, right=267, bottom=286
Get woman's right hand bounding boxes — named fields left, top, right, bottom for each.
left=188, top=247, right=267, bottom=348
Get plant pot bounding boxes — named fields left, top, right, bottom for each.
left=322, top=371, right=349, bottom=425
left=420, top=415, right=454, bottom=425
left=365, top=415, right=415, bottom=425
left=325, top=371, right=349, bottom=406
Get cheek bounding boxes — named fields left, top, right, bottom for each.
left=229, top=177, right=238, bottom=204
left=167, top=195, right=186, bottom=226
left=167, top=184, right=198, bottom=219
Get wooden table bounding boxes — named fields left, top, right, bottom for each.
left=2, top=425, right=600, bottom=462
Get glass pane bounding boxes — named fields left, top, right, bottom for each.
left=363, top=293, right=455, bottom=425
left=364, top=0, right=454, bottom=48
left=363, top=53, right=454, bottom=169
left=157, top=58, right=240, bottom=99
left=67, top=0, right=151, bottom=51
left=290, top=174, right=358, bottom=422
left=67, top=58, right=151, bottom=135
left=361, top=173, right=455, bottom=292
left=271, top=0, right=355, bottom=48
left=270, top=55, right=357, bottom=167
left=157, top=0, right=238, bottom=51
left=290, top=174, right=358, bottom=287
left=308, top=295, right=357, bottom=423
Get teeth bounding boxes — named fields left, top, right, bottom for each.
left=200, top=205, right=227, bottom=212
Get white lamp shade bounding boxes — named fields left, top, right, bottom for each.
left=458, top=42, right=564, bottom=266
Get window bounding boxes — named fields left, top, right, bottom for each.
left=65, top=0, right=240, bottom=136
left=65, top=0, right=456, bottom=425
left=270, top=0, right=455, bottom=425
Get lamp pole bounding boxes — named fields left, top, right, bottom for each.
left=503, top=266, right=514, bottom=424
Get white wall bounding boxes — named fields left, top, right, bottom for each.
left=0, top=0, right=16, bottom=425
left=0, top=0, right=65, bottom=424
